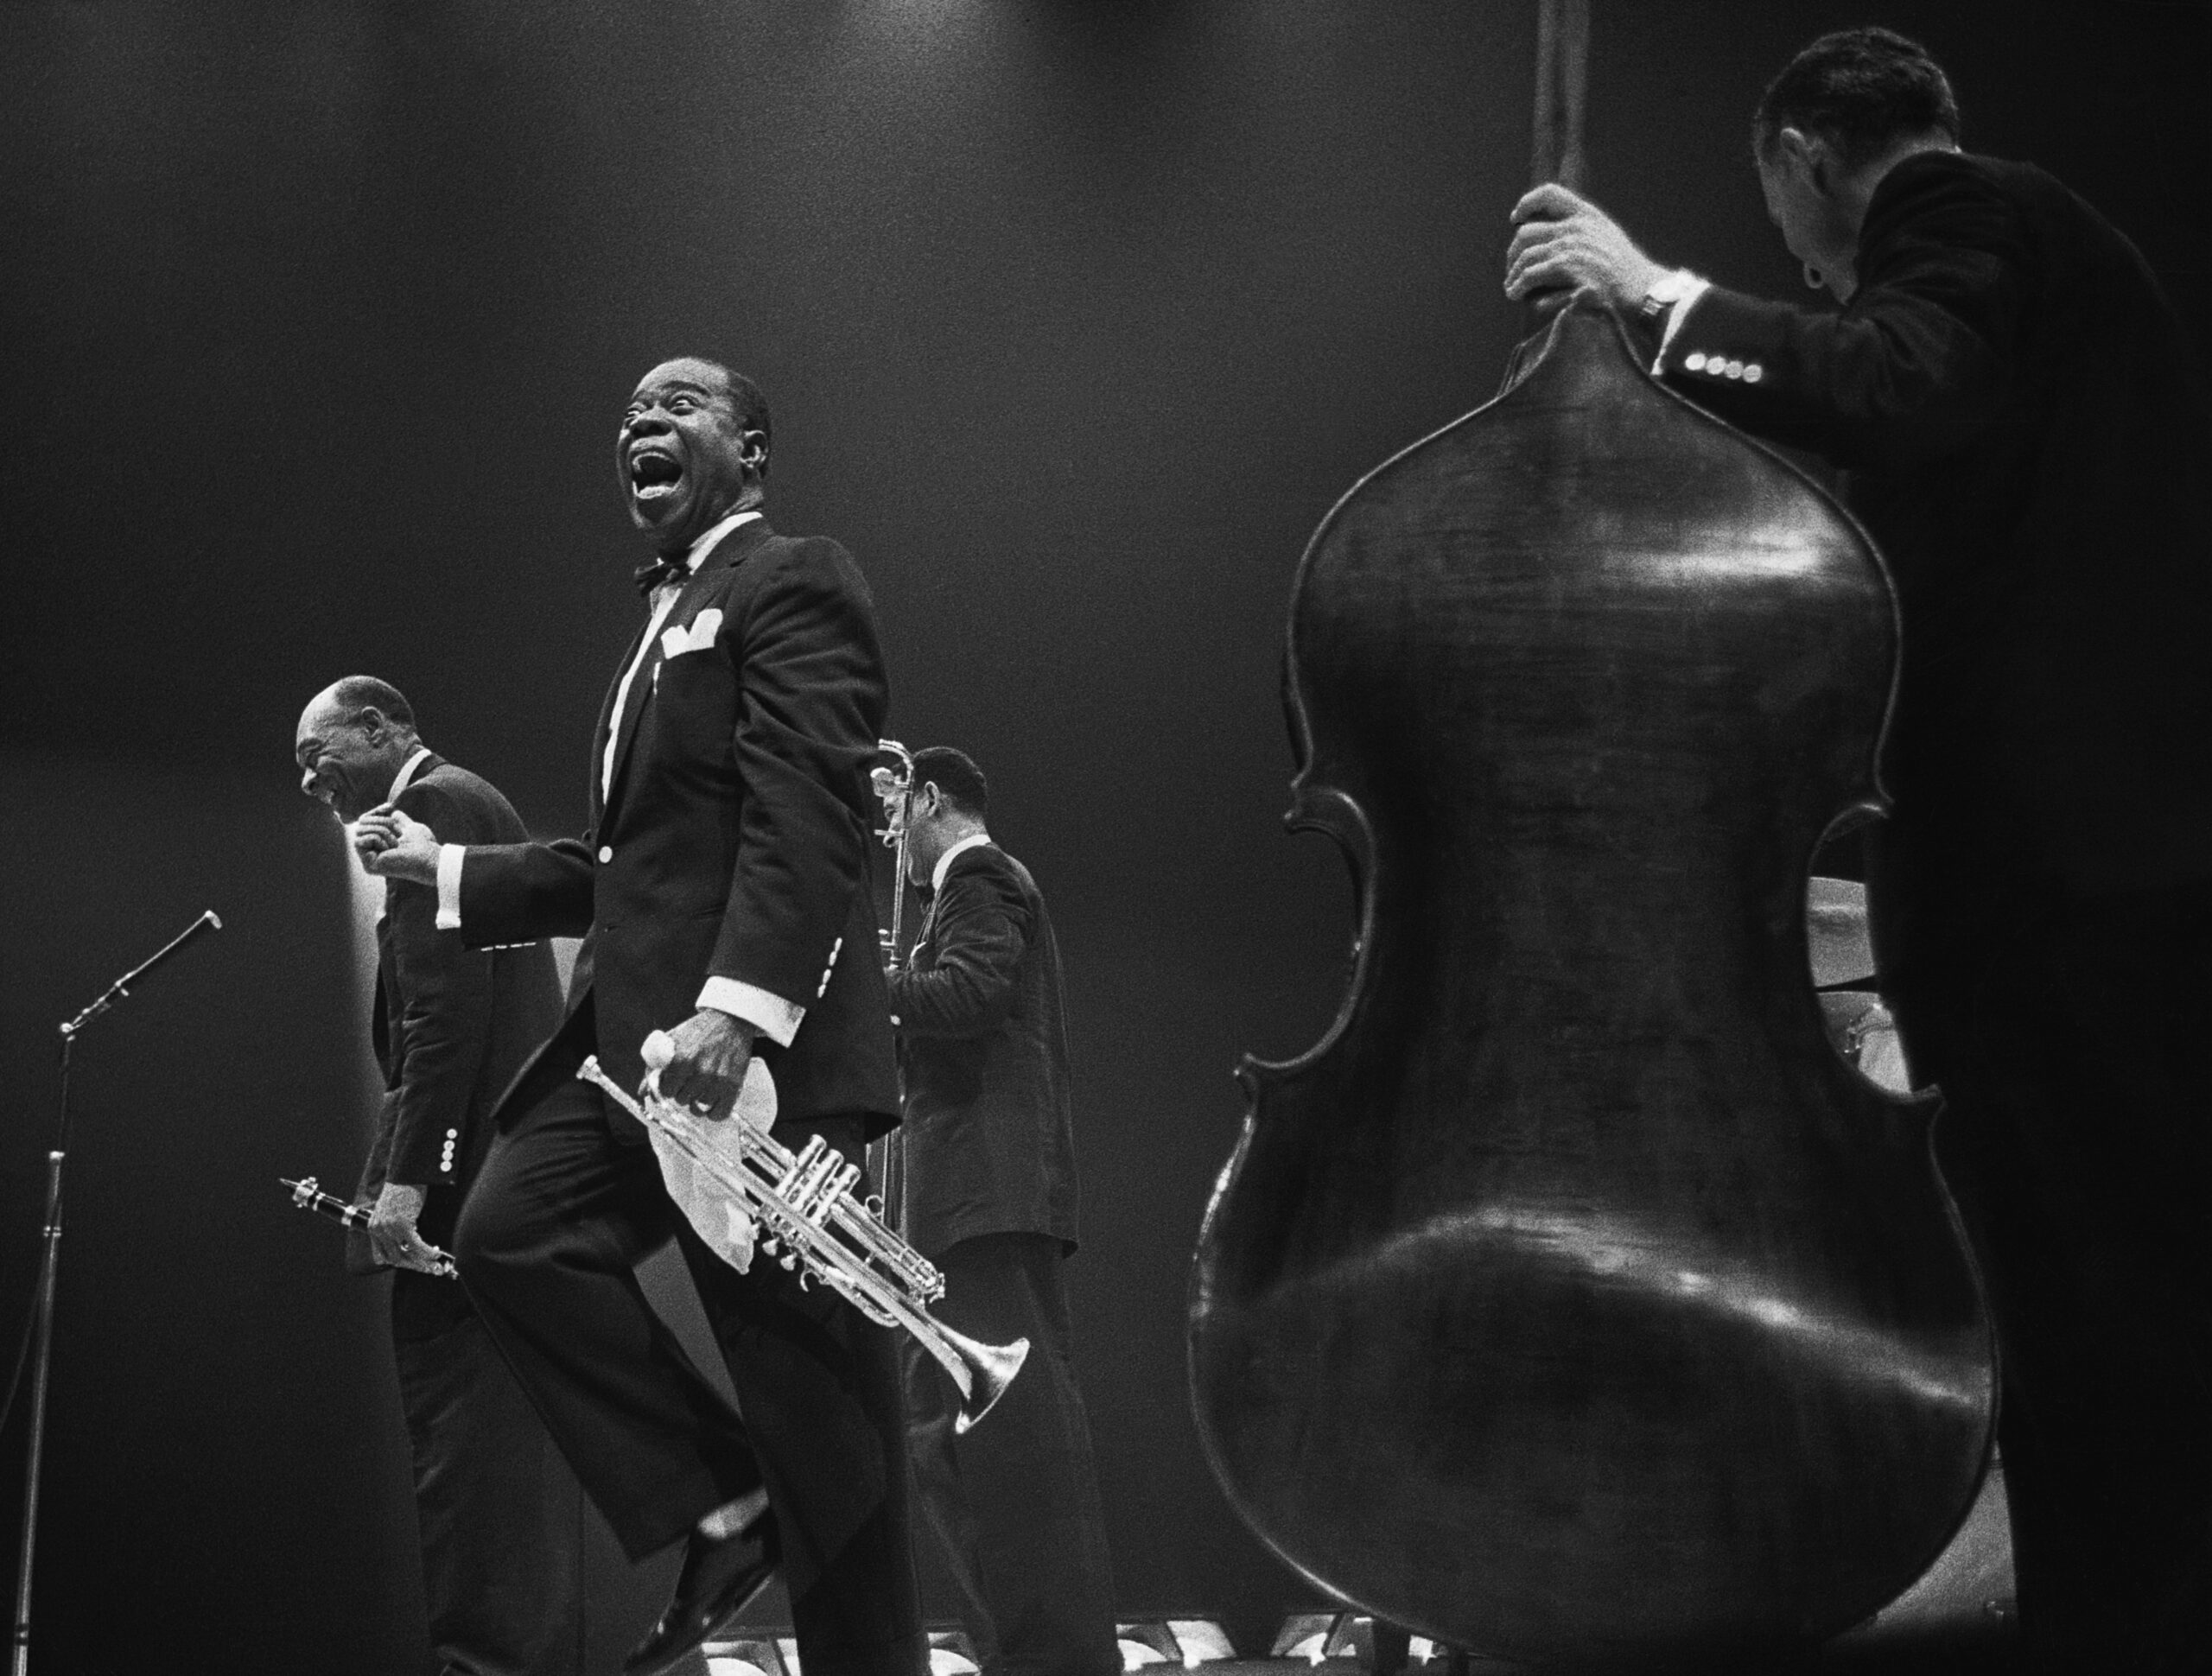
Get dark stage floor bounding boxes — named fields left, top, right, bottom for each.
left=690, top=1448, right=2015, bottom=1676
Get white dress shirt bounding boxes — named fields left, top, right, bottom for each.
left=388, top=744, right=433, bottom=803
left=931, top=831, right=993, bottom=897
left=433, top=506, right=807, bottom=1046
left=601, top=507, right=761, bottom=804
left=1647, top=269, right=1713, bottom=372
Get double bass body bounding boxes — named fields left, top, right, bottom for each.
left=1189, top=307, right=1993, bottom=1664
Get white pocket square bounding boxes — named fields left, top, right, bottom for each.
left=659, top=607, right=723, bottom=660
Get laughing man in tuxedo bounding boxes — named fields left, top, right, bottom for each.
left=359, top=359, right=922, bottom=1676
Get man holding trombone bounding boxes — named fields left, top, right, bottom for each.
left=879, top=746, right=1119, bottom=1676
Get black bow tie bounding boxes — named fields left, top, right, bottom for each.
left=632, top=555, right=690, bottom=596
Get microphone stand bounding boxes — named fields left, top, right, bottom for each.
left=12, top=911, right=220, bottom=1676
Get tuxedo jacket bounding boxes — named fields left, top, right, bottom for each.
left=888, top=843, right=1079, bottom=1261
left=458, top=519, right=900, bottom=1140
left=1654, top=150, right=2212, bottom=897
left=353, top=755, right=565, bottom=1263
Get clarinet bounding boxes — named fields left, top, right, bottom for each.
left=280, top=1176, right=456, bottom=1278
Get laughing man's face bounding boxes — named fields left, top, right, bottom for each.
left=295, top=700, right=397, bottom=823
left=617, top=358, right=764, bottom=551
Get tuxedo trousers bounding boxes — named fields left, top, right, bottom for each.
left=454, top=1072, right=925, bottom=1676
left=1872, top=859, right=2211, bottom=1676
left=391, top=1270, right=584, bottom=1676
left=904, top=1233, right=1119, bottom=1676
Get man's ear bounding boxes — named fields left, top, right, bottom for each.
left=354, top=706, right=388, bottom=745
left=1782, top=127, right=1838, bottom=197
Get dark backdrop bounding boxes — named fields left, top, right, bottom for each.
left=3, top=3, right=2204, bottom=1670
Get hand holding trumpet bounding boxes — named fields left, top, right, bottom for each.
left=646, top=1011, right=762, bottom=1124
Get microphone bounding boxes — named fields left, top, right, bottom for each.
left=59, top=910, right=225, bottom=1039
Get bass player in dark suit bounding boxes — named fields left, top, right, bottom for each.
left=1502, top=28, right=2211, bottom=1673
left=883, top=746, right=1118, bottom=1676
left=358, top=359, right=923, bottom=1676
left=294, top=676, right=581, bottom=1676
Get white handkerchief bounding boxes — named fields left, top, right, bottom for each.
left=641, top=1054, right=779, bottom=1276
left=659, top=607, right=724, bottom=661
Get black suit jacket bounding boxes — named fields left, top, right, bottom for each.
left=888, top=843, right=1079, bottom=1261
left=1656, top=151, right=2212, bottom=897
left=353, top=754, right=565, bottom=1265
left=459, top=519, right=900, bottom=1140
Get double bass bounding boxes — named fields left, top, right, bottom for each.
left=1186, top=300, right=1995, bottom=1664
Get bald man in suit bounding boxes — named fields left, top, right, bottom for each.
left=296, top=676, right=580, bottom=1676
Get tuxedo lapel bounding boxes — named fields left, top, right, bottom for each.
left=369, top=751, right=442, bottom=1079
left=912, top=890, right=941, bottom=968
left=589, top=624, right=647, bottom=829
left=371, top=940, right=393, bottom=1071
left=911, top=845, right=986, bottom=968
left=601, top=517, right=775, bottom=826
left=601, top=623, right=664, bottom=826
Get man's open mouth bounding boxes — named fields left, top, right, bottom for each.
left=630, top=449, right=683, bottom=502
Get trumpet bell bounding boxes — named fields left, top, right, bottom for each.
left=950, top=1330, right=1032, bottom=1434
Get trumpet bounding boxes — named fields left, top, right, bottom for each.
left=281, top=1175, right=457, bottom=1278
left=575, top=1049, right=1027, bottom=1432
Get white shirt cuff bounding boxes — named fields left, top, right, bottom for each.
left=697, top=977, right=804, bottom=1048
left=434, top=844, right=466, bottom=931
left=1653, top=276, right=1713, bottom=371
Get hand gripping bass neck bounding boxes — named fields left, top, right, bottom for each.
left=579, top=1031, right=1027, bottom=1432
